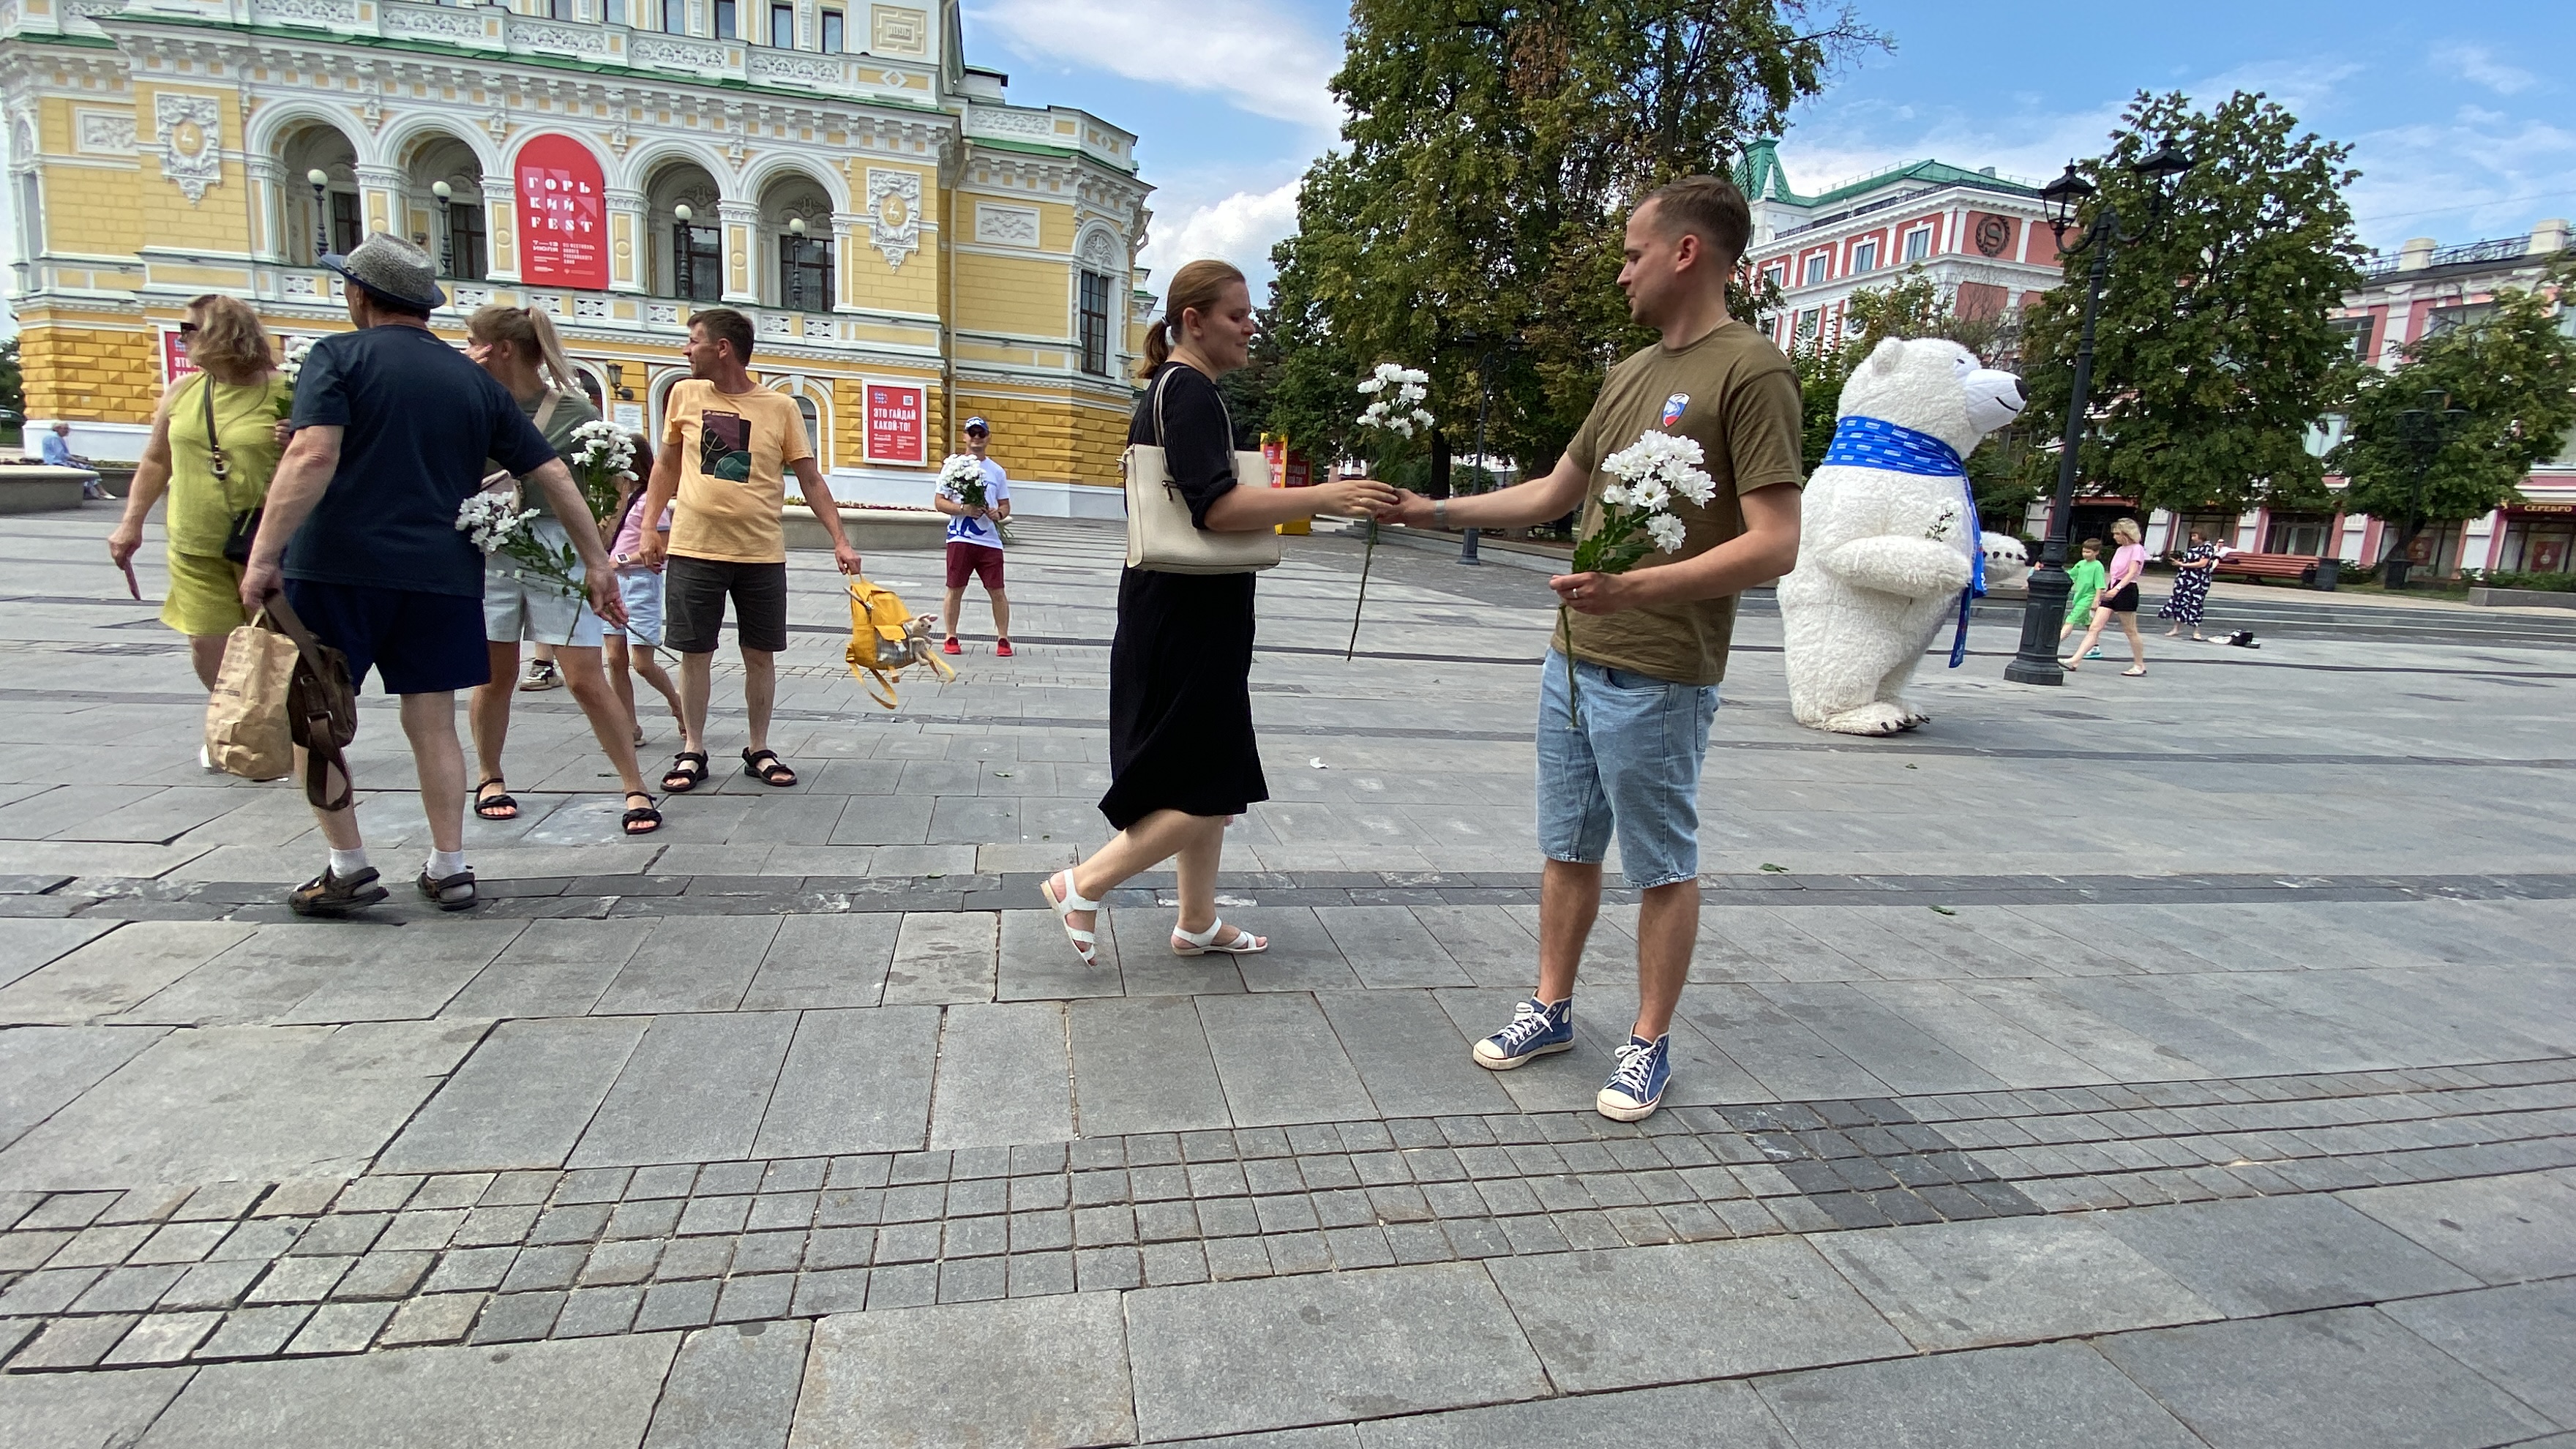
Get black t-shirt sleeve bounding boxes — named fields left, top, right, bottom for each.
left=485, top=374, right=558, bottom=477
left=288, top=337, right=351, bottom=430
left=1136, top=364, right=1238, bottom=530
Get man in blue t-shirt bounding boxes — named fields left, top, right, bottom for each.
left=933, top=416, right=1014, bottom=657
left=241, top=233, right=624, bottom=918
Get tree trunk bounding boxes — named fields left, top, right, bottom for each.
left=1429, top=429, right=1452, bottom=498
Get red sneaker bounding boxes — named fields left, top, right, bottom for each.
left=995, top=639, right=1015, bottom=657
left=941, top=637, right=962, bottom=656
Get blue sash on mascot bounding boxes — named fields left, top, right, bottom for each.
left=1820, top=415, right=1983, bottom=668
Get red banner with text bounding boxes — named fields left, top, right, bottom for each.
left=866, top=383, right=926, bottom=465
left=514, top=134, right=607, bottom=290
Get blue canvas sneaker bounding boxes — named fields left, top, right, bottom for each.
left=1596, top=1033, right=1671, bottom=1121
left=1472, top=996, right=1574, bottom=1070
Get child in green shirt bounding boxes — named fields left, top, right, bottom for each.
left=2061, top=538, right=2108, bottom=644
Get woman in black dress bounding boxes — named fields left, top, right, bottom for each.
left=2160, top=531, right=2220, bottom=640
left=1041, top=260, right=1396, bottom=967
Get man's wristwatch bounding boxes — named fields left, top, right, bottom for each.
left=1434, top=498, right=1450, bottom=528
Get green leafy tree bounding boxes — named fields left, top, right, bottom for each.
left=2329, top=254, right=2576, bottom=564
left=0, top=336, right=20, bottom=415
left=1259, top=0, right=1879, bottom=475
left=2017, top=90, right=2365, bottom=520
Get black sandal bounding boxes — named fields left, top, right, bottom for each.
left=621, top=791, right=663, bottom=836
left=741, top=748, right=797, bottom=787
left=473, top=777, right=519, bottom=821
left=662, top=752, right=708, bottom=793
left=417, top=867, right=476, bottom=912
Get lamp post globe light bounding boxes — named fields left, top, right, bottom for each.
left=2002, top=141, right=2194, bottom=686
left=2382, top=388, right=2468, bottom=591
left=430, top=180, right=454, bottom=277
left=674, top=203, right=694, bottom=302
left=788, top=216, right=808, bottom=312
left=306, top=168, right=331, bottom=263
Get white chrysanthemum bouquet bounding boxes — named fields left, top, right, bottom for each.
left=1561, top=430, right=1717, bottom=717
left=569, top=418, right=637, bottom=526
left=1345, top=362, right=1434, bottom=659
left=938, top=453, right=1012, bottom=544
left=456, top=490, right=582, bottom=596
left=271, top=337, right=313, bottom=420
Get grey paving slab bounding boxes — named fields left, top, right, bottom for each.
left=379, top=1016, right=648, bottom=1175
left=277, top=921, right=522, bottom=1025
left=1067, top=995, right=1232, bottom=1138
left=1355, top=1381, right=1793, bottom=1448
left=790, top=1290, right=1134, bottom=1449
left=1126, top=1261, right=1549, bottom=1442
left=2340, top=1171, right=2576, bottom=1284
left=749, top=1006, right=940, bottom=1158
left=570, top=1012, right=801, bottom=1168
left=1313, top=907, right=1473, bottom=989
left=1316, top=989, right=1514, bottom=1117
left=742, top=914, right=899, bottom=1011
left=1677, top=984, right=1892, bottom=1101
left=1404, top=905, right=1540, bottom=989
left=1944, top=979, right=2212, bottom=1082
left=0, top=1022, right=168, bottom=1151
left=2381, top=1278, right=2576, bottom=1426
left=996, top=907, right=1125, bottom=1004
left=928, top=1001, right=1074, bottom=1149
left=596, top=916, right=784, bottom=1016
left=1813, top=1214, right=2218, bottom=1352
left=1752, top=983, right=2010, bottom=1096
left=0, top=1364, right=195, bottom=1447
left=1849, top=981, right=2110, bottom=1087
left=880, top=913, right=998, bottom=1006
left=2044, top=976, right=2296, bottom=1079
left=1195, top=993, right=1379, bottom=1128
left=1755, top=1341, right=2203, bottom=1449
left=642, top=1319, right=811, bottom=1449
left=2096, top=1194, right=2483, bottom=1317
left=136, top=1330, right=681, bottom=1448
left=2097, top=1306, right=2558, bottom=1449
left=0, top=921, right=255, bottom=1024
left=1485, top=1237, right=1910, bottom=1392
left=0, top=1021, right=476, bottom=1189
left=0, top=916, right=116, bottom=988
left=442, top=918, right=654, bottom=1020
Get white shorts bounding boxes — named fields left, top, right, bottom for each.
left=615, top=566, right=665, bottom=648
left=483, top=555, right=602, bottom=648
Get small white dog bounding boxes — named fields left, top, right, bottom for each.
left=1778, top=337, right=2025, bottom=735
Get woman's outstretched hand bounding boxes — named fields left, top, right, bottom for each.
left=1311, top=477, right=1398, bottom=520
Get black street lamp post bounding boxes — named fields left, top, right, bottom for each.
left=1460, top=339, right=1498, bottom=565
left=674, top=203, right=695, bottom=303
left=2004, top=143, right=2193, bottom=686
left=2382, top=389, right=2468, bottom=591
left=306, top=168, right=332, bottom=263
left=430, top=181, right=454, bottom=277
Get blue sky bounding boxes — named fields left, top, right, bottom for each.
left=963, top=0, right=2576, bottom=298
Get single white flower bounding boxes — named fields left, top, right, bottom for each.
left=1356, top=377, right=1385, bottom=395
left=1600, top=482, right=1631, bottom=507
left=1629, top=477, right=1671, bottom=513
left=1647, top=512, right=1689, bottom=552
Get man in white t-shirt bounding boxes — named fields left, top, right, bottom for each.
left=934, top=416, right=1014, bottom=657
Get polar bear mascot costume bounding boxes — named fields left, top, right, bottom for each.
left=1778, top=337, right=2026, bottom=735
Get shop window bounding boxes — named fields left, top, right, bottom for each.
left=820, top=7, right=843, bottom=50
left=447, top=199, right=488, bottom=281
left=1903, top=226, right=1931, bottom=262
left=1850, top=239, right=1879, bottom=273
left=769, top=2, right=793, bottom=46
left=779, top=231, right=834, bottom=312
left=1079, top=271, right=1112, bottom=375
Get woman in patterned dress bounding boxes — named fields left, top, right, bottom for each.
left=2160, top=531, right=2220, bottom=640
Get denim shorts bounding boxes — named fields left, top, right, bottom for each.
left=1536, top=651, right=1720, bottom=890
left=615, top=566, right=665, bottom=648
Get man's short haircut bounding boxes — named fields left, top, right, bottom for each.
left=354, top=280, right=433, bottom=321
left=1640, top=175, right=1753, bottom=270
left=692, top=307, right=757, bottom=364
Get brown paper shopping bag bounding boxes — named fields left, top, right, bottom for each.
left=203, top=614, right=297, bottom=782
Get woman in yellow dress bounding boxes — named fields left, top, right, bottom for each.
left=107, top=295, right=291, bottom=757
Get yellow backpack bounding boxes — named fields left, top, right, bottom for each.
left=845, top=577, right=955, bottom=708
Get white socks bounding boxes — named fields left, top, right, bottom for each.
left=328, top=847, right=370, bottom=877
left=427, top=849, right=467, bottom=880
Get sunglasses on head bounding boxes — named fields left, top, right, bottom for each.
left=179, top=322, right=199, bottom=334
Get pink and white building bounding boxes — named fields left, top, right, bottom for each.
left=1738, top=141, right=2574, bottom=576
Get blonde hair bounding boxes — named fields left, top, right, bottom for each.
left=2111, top=517, right=2142, bottom=545
left=467, top=304, right=581, bottom=394
left=1142, top=258, right=1247, bottom=375
left=184, top=294, right=274, bottom=379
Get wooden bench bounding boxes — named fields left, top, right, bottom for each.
left=2208, top=551, right=2324, bottom=585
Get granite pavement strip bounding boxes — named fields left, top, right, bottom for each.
left=2, top=510, right=2574, bottom=1445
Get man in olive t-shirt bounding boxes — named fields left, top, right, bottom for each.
left=1384, top=176, right=1805, bottom=1122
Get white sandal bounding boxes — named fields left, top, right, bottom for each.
left=1172, top=918, right=1268, bottom=957
left=1041, top=869, right=1101, bottom=967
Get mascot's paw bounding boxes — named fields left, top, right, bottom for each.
left=1894, top=706, right=1930, bottom=731
left=1820, top=702, right=1911, bottom=737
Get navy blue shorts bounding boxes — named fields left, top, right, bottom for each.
left=282, top=579, right=490, bottom=696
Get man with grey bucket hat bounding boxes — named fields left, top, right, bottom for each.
left=240, top=232, right=625, bottom=917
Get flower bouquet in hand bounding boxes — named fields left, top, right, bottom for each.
left=1347, top=362, right=1434, bottom=659
left=568, top=419, right=637, bottom=528
left=937, top=453, right=1012, bottom=544
left=456, top=490, right=582, bottom=597
left=1561, top=430, right=1716, bottom=720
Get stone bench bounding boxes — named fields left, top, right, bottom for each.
left=0, top=464, right=98, bottom=514
left=781, top=504, right=947, bottom=553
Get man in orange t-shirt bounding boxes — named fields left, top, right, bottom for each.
left=635, top=307, right=861, bottom=793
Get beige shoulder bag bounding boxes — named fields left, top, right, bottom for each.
left=1122, top=364, right=1280, bottom=574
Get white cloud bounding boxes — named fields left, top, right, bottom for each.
left=2433, top=44, right=2535, bottom=97
left=1138, top=178, right=1303, bottom=299
left=967, top=0, right=1341, bottom=130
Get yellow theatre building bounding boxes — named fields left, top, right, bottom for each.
left=1, top=0, right=1153, bottom=515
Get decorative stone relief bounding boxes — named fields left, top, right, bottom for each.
left=975, top=203, right=1039, bottom=247
left=965, top=106, right=1055, bottom=141
left=1077, top=225, right=1121, bottom=271
left=516, top=20, right=613, bottom=57
left=75, top=109, right=136, bottom=155
left=749, top=52, right=844, bottom=83
left=630, top=34, right=728, bottom=70
left=154, top=92, right=222, bottom=203
left=251, top=0, right=362, bottom=23
left=864, top=167, right=921, bottom=269
left=869, top=4, right=927, bottom=56
left=386, top=5, right=484, bottom=39
left=10, top=115, right=34, bottom=166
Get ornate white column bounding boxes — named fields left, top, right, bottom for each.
left=605, top=187, right=647, bottom=293
left=354, top=164, right=405, bottom=244
left=244, top=157, right=287, bottom=263
left=829, top=209, right=861, bottom=311
left=482, top=174, right=522, bottom=283
left=717, top=198, right=760, bottom=305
